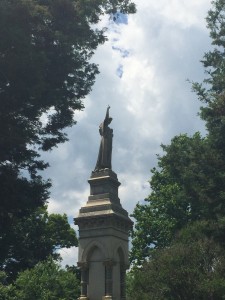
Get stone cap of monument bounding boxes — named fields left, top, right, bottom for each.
left=74, top=168, right=133, bottom=232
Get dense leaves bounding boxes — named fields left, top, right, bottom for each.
left=0, top=0, right=135, bottom=219
left=130, top=0, right=225, bottom=298
left=0, top=0, right=135, bottom=280
left=131, top=133, right=216, bottom=263
left=131, top=0, right=225, bottom=265
left=0, top=258, right=80, bottom=300
left=128, top=222, right=225, bottom=300
left=1, top=207, right=78, bottom=281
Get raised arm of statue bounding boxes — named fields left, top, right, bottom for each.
left=95, top=107, right=113, bottom=171
left=106, top=105, right=110, bottom=119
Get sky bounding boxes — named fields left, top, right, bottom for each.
left=43, top=0, right=212, bottom=266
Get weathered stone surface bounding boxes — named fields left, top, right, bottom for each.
left=75, top=110, right=132, bottom=300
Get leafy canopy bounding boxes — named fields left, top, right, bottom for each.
left=128, top=222, right=225, bottom=300
left=0, top=258, right=80, bottom=300
left=129, top=1, right=225, bottom=299
left=0, top=0, right=136, bottom=280
left=131, top=0, right=225, bottom=265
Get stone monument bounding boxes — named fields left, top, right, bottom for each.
left=75, top=107, right=133, bottom=300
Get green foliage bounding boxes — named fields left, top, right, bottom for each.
left=0, top=271, right=11, bottom=300
left=131, top=0, right=225, bottom=264
left=12, top=258, right=80, bottom=300
left=1, top=207, right=78, bottom=281
left=0, top=0, right=135, bottom=280
left=131, top=133, right=221, bottom=263
left=128, top=222, right=225, bottom=300
left=192, top=0, right=225, bottom=150
left=0, top=0, right=135, bottom=218
left=130, top=1, right=225, bottom=298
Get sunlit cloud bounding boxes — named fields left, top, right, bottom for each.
left=44, top=0, right=212, bottom=266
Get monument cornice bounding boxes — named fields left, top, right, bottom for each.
left=75, top=212, right=133, bottom=234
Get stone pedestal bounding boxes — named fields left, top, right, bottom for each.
left=75, top=169, right=133, bottom=300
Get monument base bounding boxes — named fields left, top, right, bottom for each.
left=78, top=297, right=89, bottom=300
left=102, top=296, right=113, bottom=300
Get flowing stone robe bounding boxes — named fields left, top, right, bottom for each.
left=95, top=106, right=113, bottom=170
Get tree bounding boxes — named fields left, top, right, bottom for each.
left=130, top=0, right=225, bottom=297
left=128, top=222, right=225, bottom=300
left=0, top=0, right=136, bottom=218
left=131, top=0, right=225, bottom=265
left=131, top=133, right=216, bottom=263
left=11, top=258, right=80, bottom=300
left=0, top=271, right=11, bottom=300
left=0, top=0, right=136, bottom=278
left=2, top=207, right=78, bottom=281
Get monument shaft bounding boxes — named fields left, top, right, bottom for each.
left=75, top=109, right=132, bottom=300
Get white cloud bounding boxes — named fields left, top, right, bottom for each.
left=44, top=0, right=212, bottom=266
left=58, top=247, right=78, bottom=267
left=134, top=0, right=211, bottom=30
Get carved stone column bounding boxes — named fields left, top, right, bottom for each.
left=120, top=264, right=127, bottom=300
left=78, top=262, right=89, bottom=300
left=103, top=260, right=115, bottom=300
